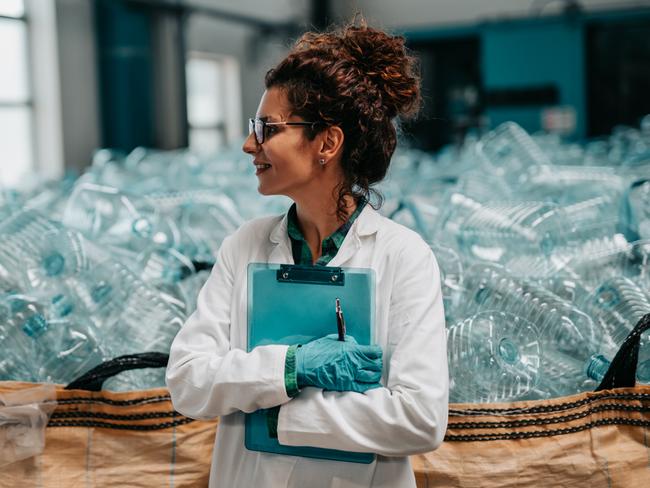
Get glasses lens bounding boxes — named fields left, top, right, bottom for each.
left=248, top=118, right=264, bottom=144
left=255, top=119, right=264, bottom=144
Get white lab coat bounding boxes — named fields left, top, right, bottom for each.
left=166, top=204, right=449, bottom=488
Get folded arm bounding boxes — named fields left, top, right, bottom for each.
left=277, top=240, right=449, bottom=456
left=166, top=235, right=291, bottom=420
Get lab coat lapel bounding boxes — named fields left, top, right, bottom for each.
left=267, top=213, right=293, bottom=264
left=328, top=206, right=381, bottom=267
left=327, top=234, right=360, bottom=267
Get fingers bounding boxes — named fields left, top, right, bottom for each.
left=353, top=344, right=383, bottom=360
left=355, top=368, right=382, bottom=384
left=355, top=355, right=382, bottom=372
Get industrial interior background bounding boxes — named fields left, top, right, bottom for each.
left=2, top=0, right=650, bottom=185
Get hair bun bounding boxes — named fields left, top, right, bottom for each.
left=339, top=25, right=420, bottom=118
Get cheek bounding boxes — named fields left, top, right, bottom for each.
left=266, top=145, right=314, bottom=177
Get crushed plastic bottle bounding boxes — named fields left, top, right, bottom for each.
left=441, top=194, right=569, bottom=262
left=62, top=183, right=177, bottom=254
left=447, top=311, right=541, bottom=403
left=0, top=294, right=103, bottom=384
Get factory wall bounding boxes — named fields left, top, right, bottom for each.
left=339, top=0, right=649, bottom=28
left=184, top=14, right=295, bottom=143
left=481, top=16, right=586, bottom=138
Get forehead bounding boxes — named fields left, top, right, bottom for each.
left=256, top=87, right=291, bottom=119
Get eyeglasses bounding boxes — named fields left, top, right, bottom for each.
left=248, top=117, right=322, bottom=144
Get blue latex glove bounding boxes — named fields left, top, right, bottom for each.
left=295, top=334, right=383, bottom=393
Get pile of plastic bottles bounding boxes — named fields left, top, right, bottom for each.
left=0, top=147, right=289, bottom=390
left=384, top=118, right=650, bottom=403
left=1, top=117, right=649, bottom=399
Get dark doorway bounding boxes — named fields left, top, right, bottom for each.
left=586, top=18, right=650, bottom=137
left=404, top=36, right=482, bottom=151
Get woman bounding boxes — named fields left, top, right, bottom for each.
left=166, top=22, right=448, bottom=488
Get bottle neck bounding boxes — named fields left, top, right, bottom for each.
left=584, top=354, right=610, bottom=382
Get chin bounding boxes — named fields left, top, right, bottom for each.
left=257, top=184, right=278, bottom=196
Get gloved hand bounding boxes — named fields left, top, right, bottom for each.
left=295, top=334, right=383, bottom=393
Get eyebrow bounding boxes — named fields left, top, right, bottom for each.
left=257, top=115, right=285, bottom=122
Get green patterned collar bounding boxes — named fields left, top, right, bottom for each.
left=287, top=198, right=367, bottom=266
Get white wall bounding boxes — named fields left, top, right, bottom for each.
left=185, top=0, right=310, bottom=23
left=54, top=0, right=101, bottom=173
left=27, top=0, right=64, bottom=180
left=185, top=13, right=303, bottom=139
left=334, top=0, right=650, bottom=29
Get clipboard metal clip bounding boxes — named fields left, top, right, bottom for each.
left=276, top=265, right=345, bottom=286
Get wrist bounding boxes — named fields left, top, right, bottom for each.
left=294, top=344, right=306, bottom=388
left=284, top=345, right=300, bottom=397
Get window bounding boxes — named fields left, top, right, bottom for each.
left=186, top=52, right=241, bottom=154
left=0, top=0, right=32, bottom=187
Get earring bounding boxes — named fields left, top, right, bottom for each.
left=319, top=158, right=326, bottom=166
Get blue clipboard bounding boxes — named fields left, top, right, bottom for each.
left=245, top=263, right=376, bottom=464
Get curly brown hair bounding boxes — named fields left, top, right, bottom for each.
left=265, top=21, right=421, bottom=221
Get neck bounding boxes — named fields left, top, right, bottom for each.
left=293, top=189, right=356, bottom=259
left=287, top=160, right=356, bottom=261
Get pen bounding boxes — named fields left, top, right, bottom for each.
left=336, top=298, right=346, bottom=341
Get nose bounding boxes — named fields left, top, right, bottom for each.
left=242, top=132, right=259, bottom=155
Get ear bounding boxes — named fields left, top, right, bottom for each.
left=317, top=126, right=344, bottom=162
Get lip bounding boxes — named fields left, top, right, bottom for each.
left=254, top=161, right=272, bottom=176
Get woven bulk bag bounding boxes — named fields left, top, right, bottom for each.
left=411, top=313, right=650, bottom=487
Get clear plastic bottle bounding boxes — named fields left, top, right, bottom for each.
left=441, top=193, right=569, bottom=262
left=519, top=165, right=625, bottom=204
left=505, top=233, right=630, bottom=280
left=175, top=201, right=240, bottom=261
left=465, top=264, right=600, bottom=349
left=428, top=242, right=464, bottom=325
left=0, top=210, right=88, bottom=293
left=561, top=238, right=648, bottom=291
left=581, top=277, right=650, bottom=369
left=138, top=248, right=196, bottom=285
left=62, top=182, right=177, bottom=254
left=388, top=197, right=441, bottom=242
left=0, top=294, right=103, bottom=384
left=453, top=169, right=514, bottom=203
left=620, top=179, right=650, bottom=241
left=476, top=122, right=551, bottom=180
left=536, top=276, right=591, bottom=305
left=462, top=264, right=609, bottom=395
left=447, top=310, right=541, bottom=403
left=176, top=269, right=211, bottom=315
left=66, top=261, right=186, bottom=358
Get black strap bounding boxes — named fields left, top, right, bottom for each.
left=596, top=313, right=650, bottom=391
left=191, top=260, right=214, bottom=273
left=65, top=352, right=169, bottom=391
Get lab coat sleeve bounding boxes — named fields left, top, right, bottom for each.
left=166, top=233, right=291, bottom=420
left=277, top=237, right=449, bottom=456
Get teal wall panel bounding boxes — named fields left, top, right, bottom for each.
left=95, top=0, right=154, bottom=151
left=481, top=17, right=586, bottom=139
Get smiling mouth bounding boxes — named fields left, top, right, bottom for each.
left=255, top=163, right=271, bottom=174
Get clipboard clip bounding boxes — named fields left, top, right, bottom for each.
left=276, top=265, right=345, bottom=286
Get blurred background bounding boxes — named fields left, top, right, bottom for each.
left=1, top=0, right=650, bottom=401
left=2, top=0, right=650, bottom=184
